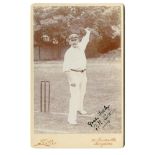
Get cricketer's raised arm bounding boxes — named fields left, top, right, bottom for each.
left=79, top=28, right=91, bottom=51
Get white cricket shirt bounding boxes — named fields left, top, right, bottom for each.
left=63, top=32, right=90, bottom=72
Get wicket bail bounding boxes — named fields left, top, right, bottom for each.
left=40, top=81, right=50, bottom=112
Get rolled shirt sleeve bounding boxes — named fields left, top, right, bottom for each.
left=79, top=31, right=90, bottom=51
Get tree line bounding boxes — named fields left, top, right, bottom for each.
left=33, top=6, right=121, bottom=58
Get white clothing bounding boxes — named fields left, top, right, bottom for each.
left=63, top=31, right=90, bottom=72
left=63, top=31, right=90, bottom=124
left=66, top=71, right=87, bottom=123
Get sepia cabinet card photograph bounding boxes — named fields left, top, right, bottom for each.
left=31, top=3, right=125, bottom=148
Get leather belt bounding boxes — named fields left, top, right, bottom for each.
left=71, top=69, right=86, bottom=73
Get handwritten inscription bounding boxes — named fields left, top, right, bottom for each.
left=88, top=105, right=114, bottom=131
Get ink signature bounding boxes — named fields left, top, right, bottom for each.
left=88, top=105, right=114, bottom=131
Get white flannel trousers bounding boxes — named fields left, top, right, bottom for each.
left=66, top=71, right=87, bottom=123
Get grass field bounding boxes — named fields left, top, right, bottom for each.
left=33, top=51, right=122, bottom=133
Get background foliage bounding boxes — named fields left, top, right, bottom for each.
left=33, top=6, right=121, bottom=58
